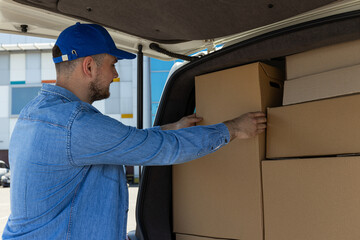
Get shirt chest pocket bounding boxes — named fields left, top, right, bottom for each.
left=102, top=165, right=120, bottom=183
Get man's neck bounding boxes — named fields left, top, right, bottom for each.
left=56, top=79, right=91, bottom=104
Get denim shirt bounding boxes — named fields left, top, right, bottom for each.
left=3, top=84, right=230, bottom=240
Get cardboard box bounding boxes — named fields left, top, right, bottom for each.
left=267, top=94, right=360, bottom=159
left=283, top=64, right=360, bottom=105
left=262, top=156, right=360, bottom=240
left=176, top=234, right=225, bottom=240
left=173, top=62, right=284, bottom=239
left=286, top=39, right=360, bottom=79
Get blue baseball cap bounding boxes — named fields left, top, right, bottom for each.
left=53, top=22, right=136, bottom=63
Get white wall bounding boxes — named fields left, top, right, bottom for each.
left=0, top=86, right=9, bottom=118
left=9, top=118, right=17, bottom=137
left=41, top=52, right=56, bottom=81
left=0, top=118, right=9, bottom=150
left=10, top=53, right=25, bottom=83
left=92, top=100, right=105, bottom=114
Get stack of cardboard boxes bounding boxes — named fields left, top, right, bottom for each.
left=282, top=39, right=360, bottom=105
left=264, top=39, right=360, bottom=240
left=173, top=39, right=360, bottom=240
left=173, top=62, right=284, bottom=240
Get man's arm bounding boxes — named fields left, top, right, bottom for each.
left=161, top=111, right=267, bottom=141
left=69, top=110, right=266, bottom=167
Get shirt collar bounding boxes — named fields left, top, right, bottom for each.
left=40, top=84, right=82, bottom=102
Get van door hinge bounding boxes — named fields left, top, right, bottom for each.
left=149, top=43, right=200, bottom=61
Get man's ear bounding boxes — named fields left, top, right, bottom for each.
left=82, top=56, right=97, bottom=79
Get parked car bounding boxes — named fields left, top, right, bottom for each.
left=0, top=160, right=10, bottom=187
left=0, top=160, right=9, bottom=177
left=0, top=171, right=10, bottom=187
left=1, top=1, right=360, bottom=240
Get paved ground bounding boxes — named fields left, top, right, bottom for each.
left=0, top=187, right=10, bottom=237
left=0, top=185, right=139, bottom=237
left=127, top=185, right=139, bottom=233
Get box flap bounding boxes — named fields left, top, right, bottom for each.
left=259, top=62, right=285, bottom=81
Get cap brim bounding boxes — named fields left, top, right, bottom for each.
left=111, top=48, right=136, bottom=60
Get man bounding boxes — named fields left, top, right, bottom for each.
left=3, top=23, right=266, bottom=239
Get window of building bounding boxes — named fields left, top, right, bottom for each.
left=11, top=86, right=41, bottom=115
left=150, top=58, right=178, bottom=124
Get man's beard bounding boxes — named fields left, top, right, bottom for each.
left=89, top=79, right=110, bottom=103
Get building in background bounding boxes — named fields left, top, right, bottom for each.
left=0, top=33, right=178, bottom=183
left=150, top=59, right=179, bottom=124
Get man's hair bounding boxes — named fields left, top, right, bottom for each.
left=52, top=45, right=106, bottom=77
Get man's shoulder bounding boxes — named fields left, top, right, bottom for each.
left=19, top=94, right=95, bottom=128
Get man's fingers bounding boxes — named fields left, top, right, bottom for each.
left=190, top=116, right=203, bottom=121
left=185, top=114, right=203, bottom=123
left=161, top=114, right=203, bottom=130
left=255, top=117, right=267, bottom=123
left=177, top=114, right=203, bottom=128
left=257, top=129, right=265, bottom=134
left=250, top=111, right=266, bottom=118
left=224, top=111, right=267, bottom=140
left=193, top=117, right=203, bottom=122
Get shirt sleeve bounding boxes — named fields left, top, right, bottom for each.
left=68, top=107, right=230, bottom=167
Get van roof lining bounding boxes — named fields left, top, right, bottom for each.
left=14, top=0, right=336, bottom=43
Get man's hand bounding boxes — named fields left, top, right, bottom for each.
left=224, top=112, right=266, bottom=141
left=161, top=114, right=203, bottom=130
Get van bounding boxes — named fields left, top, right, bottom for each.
left=2, top=1, right=360, bottom=240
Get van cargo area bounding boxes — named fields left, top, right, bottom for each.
left=136, top=12, right=360, bottom=240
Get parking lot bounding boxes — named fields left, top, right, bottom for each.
left=0, top=185, right=138, bottom=236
